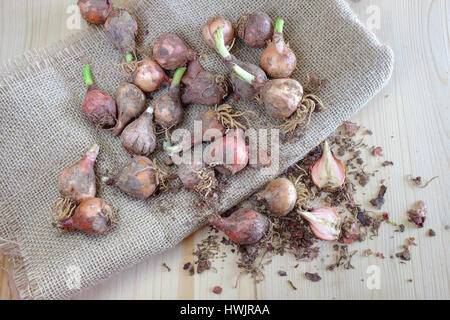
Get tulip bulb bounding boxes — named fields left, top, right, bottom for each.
left=310, top=140, right=346, bottom=191
left=208, top=209, right=269, bottom=245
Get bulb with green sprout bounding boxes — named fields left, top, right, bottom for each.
left=154, top=67, right=187, bottom=128
left=230, top=52, right=325, bottom=133
left=260, top=18, right=297, bottom=78
left=214, top=27, right=267, bottom=101
left=81, top=64, right=116, bottom=128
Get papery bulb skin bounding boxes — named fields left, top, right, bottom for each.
left=105, top=157, right=164, bottom=200
left=256, top=178, right=297, bottom=216
left=120, top=107, right=157, bottom=156
left=298, top=207, right=341, bottom=241
left=237, top=12, right=273, bottom=48
left=111, top=82, right=146, bottom=136
left=58, top=144, right=99, bottom=204
left=82, top=85, right=117, bottom=128
left=81, top=65, right=116, bottom=128
left=259, top=78, right=303, bottom=119
left=202, top=17, right=235, bottom=48
left=181, top=60, right=228, bottom=106
left=153, top=33, right=197, bottom=70
left=310, top=140, right=346, bottom=191
left=208, top=209, right=269, bottom=245
left=104, top=9, right=138, bottom=56
left=58, top=198, right=114, bottom=234
left=77, top=0, right=112, bottom=25
left=205, top=130, right=249, bottom=176
left=133, top=58, right=169, bottom=93
left=154, top=67, right=186, bottom=128
left=260, top=18, right=297, bottom=78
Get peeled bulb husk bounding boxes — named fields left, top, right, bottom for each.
left=298, top=207, right=341, bottom=241
left=310, top=140, right=346, bottom=191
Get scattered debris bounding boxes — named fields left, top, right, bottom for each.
left=375, top=252, right=385, bottom=259
left=407, top=175, right=438, bottom=188
left=341, top=121, right=360, bottom=136
left=407, top=201, right=427, bottom=228
left=212, top=286, right=222, bottom=294
left=370, top=146, right=383, bottom=157
left=189, top=121, right=436, bottom=289
left=162, top=262, right=171, bottom=272
left=428, top=229, right=436, bottom=237
left=287, top=280, right=297, bottom=290
left=370, top=185, right=387, bottom=209
left=305, top=272, right=322, bottom=282
left=396, top=246, right=411, bottom=261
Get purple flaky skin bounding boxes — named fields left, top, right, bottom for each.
left=153, top=33, right=197, bottom=70
left=82, top=85, right=116, bottom=128
left=77, top=0, right=112, bottom=25
left=181, top=60, right=228, bottom=106
left=237, top=12, right=274, bottom=48
left=104, top=9, right=138, bottom=55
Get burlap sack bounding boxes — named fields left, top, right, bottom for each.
left=0, top=0, right=393, bottom=299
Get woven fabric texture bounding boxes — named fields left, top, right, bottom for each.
left=0, top=0, right=393, bottom=299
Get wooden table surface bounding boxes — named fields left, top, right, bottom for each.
left=0, top=0, right=449, bottom=300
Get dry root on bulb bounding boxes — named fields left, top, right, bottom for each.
left=281, top=94, right=325, bottom=134
left=54, top=198, right=116, bottom=235
left=177, top=161, right=217, bottom=198
left=215, top=104, right=253, bottom=131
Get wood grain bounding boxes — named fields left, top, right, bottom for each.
left=0, top=0, right=448, bottom=300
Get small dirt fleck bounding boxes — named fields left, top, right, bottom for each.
left=305, top=272, right=322, bottom=282
left=212, top=286, right=222, bottom=294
